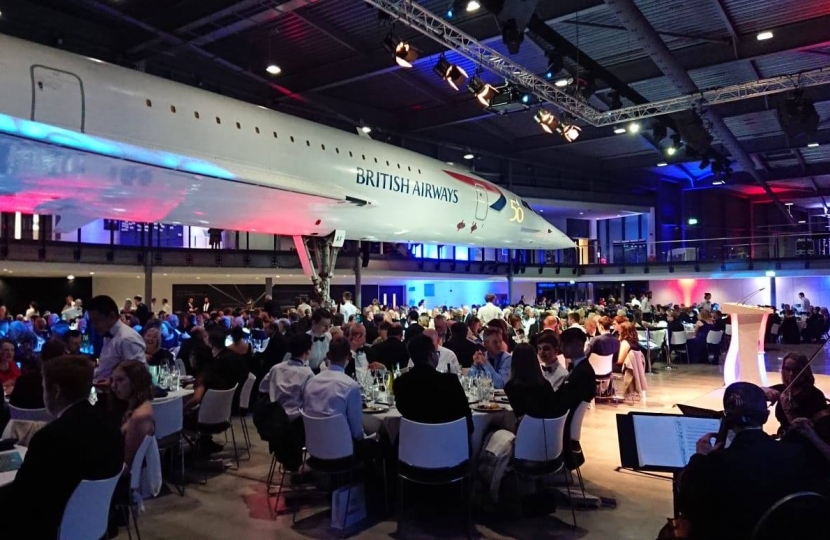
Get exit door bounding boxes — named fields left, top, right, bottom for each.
left=474, top=184, right=488, bottom=221
left=31, top=66, right=85, bottom=131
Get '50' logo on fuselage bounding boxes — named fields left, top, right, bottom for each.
left=509, top=199, right=524, bottom=223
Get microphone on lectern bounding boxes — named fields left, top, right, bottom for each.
left=737, top=287, right=766, bottom=304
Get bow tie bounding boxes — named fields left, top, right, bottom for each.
left=313, top=336, right=327, bottom=343
left=353, top=347, right=368, bottom=355
left=543, top=365, right=558, bottom=373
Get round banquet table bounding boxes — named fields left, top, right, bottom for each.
left=362, top=404, right=516, bottom=460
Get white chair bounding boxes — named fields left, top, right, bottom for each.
left=118, top=435, right=161, bottom=540
left=649, top=328, right=669, bottom=368
left=299, top=412, right=360, bottom=528
left=671, top=331, right=690, bottom=363
left=725, top=324, right=732, bottom=336
left=152, top=396, right=185, bottom=496
left=568, top=401, right=591, bottom=499
left=706, top=330, right=724, bottom=363
left=770, top=323, right=781, bottom=344
left=588, top=353, right=614, bottom=403
left=236, top=373, right=257, bottom=460
left=398, top=418, right=471, bottom=534
left=175, top=357, right=188, bottom=375
left=58, top=464, right=125, bottom=540
left=195, top=384, right=239, bottom=470
left=512, top=413, right=576, bottom=526
left=8, top=406, right=52, bottom=422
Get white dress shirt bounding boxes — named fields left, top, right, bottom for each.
left=306, top=330, right=331, bottom=371
left=339, top=301, right=359, bottom=321
left=478, top=302, right=502, bottom=325
left=202, top=303, right=211, bottom=312
left=96, top=320, right=146, bottom=379
left=259, top=358, right=314, bottom=420
left=542, top=362, right=568, bottom=391
left=407, top=346, right=460, bottom=374
left=302, top=364, right=364, bottom=440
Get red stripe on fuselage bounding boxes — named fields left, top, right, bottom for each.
left=443, top=170, right=503, bottom=195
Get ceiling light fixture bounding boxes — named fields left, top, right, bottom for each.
left=628, top=122, right=641, bottom=134
left=757, top=31, right=774, bottom=41
left=360, top=125, right=372, bottom=134
left=383, top=33, right=418, bottom=68
left=554, top=76, right=572, bottom=88
left=808, top=142, right=820, bottom=148
left=560, top=123, right=581, bottom=142
left=433, top=56, right=468, bottom=90
left=463, top=152, right=474, bottom=160
left=614, top=127, right=627, bottom=134
left=467, top=75, right=498, bottom=106
left=667, top=146, right=677, bottom=156
left=656, top=162, right=668, bottom=167
left=265, top=64, right=281, bottom=75
left=534, top=109, right=559, bottom=134
left=713, top=179, right=726, bottom=185
left=67, top=275, right=75, bottom=280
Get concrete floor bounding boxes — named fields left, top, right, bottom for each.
left=130, top=341, right=829, bottom=540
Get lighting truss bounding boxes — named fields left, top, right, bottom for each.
left=364, top=0, right=830, bottom=127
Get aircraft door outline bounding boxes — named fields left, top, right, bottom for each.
left=474, top=184, right=488, bottom=221
left=30, top=65, right=86, bottom=132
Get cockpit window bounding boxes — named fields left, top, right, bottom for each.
left=521, top=200, right=539, bottom=215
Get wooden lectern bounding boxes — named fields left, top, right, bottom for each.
left=720, top=303, right=773, bottom=387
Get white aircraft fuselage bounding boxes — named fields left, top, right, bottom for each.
left=0, top=35, right=574, bottom=250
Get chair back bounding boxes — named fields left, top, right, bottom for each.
left=724, top=324, right=732, bottom=336
left=636, top=329, right=648, bottom=345
left=399, top=418, right=468, bottom=469
left=9, top=406, right=52, bottom=422
left=588, top=353, right=613, bottom=377
left=650, top=328, right=667, bottom=348
left=152, top=396, right=183, bottom=439
left=301, top=412, right=354, bottom=461
left=129, top=435, right=158, bottom=491
left=175, top=357, right=188, bottom=375
left=197, top=384, right=238, bottom=425
left=706, top=330, right=724, bottom=345
left=58, top=465, right=124, bottom=540
left=570, top=401, right=591, bottom=442
left=671, top=331, right=688, bottom=346
left=514, top=413, right=568, bottom=462
left=770, top=323, right=780, bottom=336
left=238, top=373, right=257, bottom=413
left=752, top=491, right=830, bottom=540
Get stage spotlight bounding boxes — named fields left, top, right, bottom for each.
left=265, top=64, right=282, bottom=75
left=554, top=76, right=573, bottom=88
left=534, top=109, right=559, bottom=134
left=467, top=76, right=498, bottom=106
left=667, top=146, right=677, bottom=156
left=447, top=0, right=481, bottom=17
left=628, top=122, right=641, bottom=134
left=561, top=123, right=581, bottom=142
left=433, top=56, right=468, bottom=90
left=383, top=34, right=418, bottom=68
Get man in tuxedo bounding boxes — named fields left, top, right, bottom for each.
left=202, top=297, right=211, bottom=313
left=0, top=355, right=124, bottom=538
left=679, top=382, right=809, bottom=540
left=367, top=323, right=409, bottom=371
left=444, top=321, right=481, bottom=369
left=394, top=334, right=473, bottom=435
left=554, top=328, right=596, bottom=418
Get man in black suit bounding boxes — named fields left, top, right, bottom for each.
left=679, top=382, right=810, bottom=540
left=404, top=310, right=423, bottom=343
left=365, top=313, right=383, bottom=345
left=394, top=334, right=473, bottom=435
left=443, top=321, right=481, bottom=368
left=0, top=355, right=124, bottom=539
left=367, top=323, right=409, bottom=371
left=554, top=328, right=597, bottom=470
left=587, top=316, right=620, bottom=358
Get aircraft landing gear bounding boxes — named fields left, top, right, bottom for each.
left=293, top=234, right=340, bottom=305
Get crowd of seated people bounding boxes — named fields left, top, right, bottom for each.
left=1, top=286, right=829, bottom=537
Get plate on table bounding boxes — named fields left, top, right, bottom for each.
left=473, top=403, right=504, bottom=413
left=363, top=406, right=389, bottom=414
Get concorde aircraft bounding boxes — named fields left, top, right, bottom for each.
left=0, top=34, right=574, bottom=252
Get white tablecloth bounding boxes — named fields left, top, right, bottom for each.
left=156, top=388, right=194, bottom=402
left=0, top=446, right=27, bottom=487
left=362, top=405, right=516, bottom=459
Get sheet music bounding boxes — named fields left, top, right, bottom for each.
left=632, top=415, right=720, bottom=469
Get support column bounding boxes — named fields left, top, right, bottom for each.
left=355, top=241, right=362, bottom=310
left=144, top=264, right=153, bottom=307
left=769, top=276, right=777, bottom=309
left=507, top=249, right=515, bottom=304
left=265, top=277, right=273, bottom=299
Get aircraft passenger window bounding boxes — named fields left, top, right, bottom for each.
left=273, top=131, right=278, bottom=138
left=216, top=117, right=221, bottom=124
left=255, top=127, right=260, bottom=134
left=374, top=158, right=378, bottom=163
left=336, top=148, right=340, bottom=154
left=349, top=151, right=353, bottom=157
left=418, top=169, right=422, bottom=174
left=321, top=144, right=326, bottom=151
left=397, top=163, right=401, bottom=169
left=170, top=105, right=176, bottom=113
left=407, top=166, right=411, bottom=171
left=146, top=99, right=152, bottom=107
left=290, top=136, right=295, bottom=143
left=306, top=140, right=311, bottom=147
left=386, top=160, right=390, bottom=166
left=362, top=155, right=365, bottom=160
left=236, top=122, right=241, bottom=130
left=194, top=111, right=200, bottom=119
